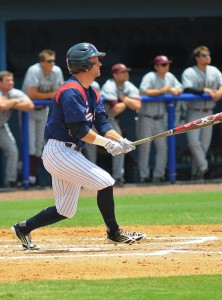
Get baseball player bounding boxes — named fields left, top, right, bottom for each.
left=22, top=49, right=64, bottom=187
left=11, top=42, right=146, bottom=250
left=182, top=45, right=222, bottom=180
left=100, top=63, right=141, bottom=186
left=0, top=71, right=34, bottom=188
left=137, top=55, right=183, bottom=184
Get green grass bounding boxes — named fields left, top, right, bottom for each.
left=0, top=275, right=222, bottom=300
left=1, top=190, right=222, bottom=299
left=0, top=191, right=221, bottom=228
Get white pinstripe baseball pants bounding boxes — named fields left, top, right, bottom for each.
left=42, top=139, right=115, bottom=218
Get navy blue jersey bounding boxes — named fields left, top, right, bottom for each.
left=44, top=77, right=111, bottom=147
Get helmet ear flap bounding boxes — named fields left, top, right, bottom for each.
left=67, top=60, right=94, bottom=74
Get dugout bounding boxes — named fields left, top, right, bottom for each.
left=1, top=0, right=222, bottom=186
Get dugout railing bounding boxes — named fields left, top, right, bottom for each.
left=21, top=94, right=215, bottom=189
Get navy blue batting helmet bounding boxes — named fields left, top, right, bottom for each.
left=66, top=42, right=106, bottom=74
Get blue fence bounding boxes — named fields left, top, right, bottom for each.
left=21, top=94, right=214, bottom=189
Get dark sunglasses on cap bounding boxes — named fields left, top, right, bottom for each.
left=45, top=59, right=56, bottom=63
left=159, top=63, right=169, bottom=67
left=200, top=53, right=211, bottom=57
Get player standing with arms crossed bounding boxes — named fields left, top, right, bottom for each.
left=0, top=71, right=34, bottom=188
left=137, top=55, right=183, bottom=184
left=101, top=64, right=141, bottom=187
left=11, top=42, right=146, bottom=250
left=182, top=46, right=222, bottom=180
left=22, top=49, right=64, bottom=187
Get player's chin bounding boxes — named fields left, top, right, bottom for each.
left=95, top=70, right=101, bottom=77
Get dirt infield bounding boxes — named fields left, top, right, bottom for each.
left=0, top=183, right=222, bottom=282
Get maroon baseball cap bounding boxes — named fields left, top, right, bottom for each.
left=154, top=55, right=172, bottom=65
left=111, top=63, right=131, bottom=74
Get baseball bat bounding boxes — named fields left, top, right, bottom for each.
left=132, top=112, right=222, bottom=146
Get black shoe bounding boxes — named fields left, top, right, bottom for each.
left=107, top=228, right=146, bottom=244
left=140, top=177, right=151, bottom=183
left=152, top=177, right=165, bottom=184
left=11, top=224, right=39, bottom=251
left=4, top=181, right=17, bottom=189
left=114, top=178, right=124, bottom=187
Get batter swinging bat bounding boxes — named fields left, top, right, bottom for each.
left=132, top=112, right=222, bottom=146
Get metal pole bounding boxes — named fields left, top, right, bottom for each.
left=21, top=112, right=29, bottom=189
left=167, top=100, right=176, bottom=183
left=0, top=20, right=7, bottom=70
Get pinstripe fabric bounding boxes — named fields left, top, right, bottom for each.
left=0, top=124, right=18, bottom=182
left=42, top=139, right=115, bottom=217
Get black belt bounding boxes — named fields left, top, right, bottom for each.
left=34, top=106, right=45, bottom=111
left=65, top=142, right=82, bottom=152
left=193, top=109, right=212, bottom=112
left=145, top=115, right=163, bottom=120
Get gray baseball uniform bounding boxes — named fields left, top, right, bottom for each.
left=182, top=65, right=222, bottom=176
left=138, top=71, right=182, bottom=181
left=0, top=89, right=30, bottom=184
left=101, top=79, right=140, bottom=180
left=22, top=63, right=64, bottom=157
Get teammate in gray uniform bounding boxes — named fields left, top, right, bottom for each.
left=0, top=71, right=34, bottom=188
left=101, top=63, right=141, bottom=186
left=11, top=43, right=146, bottom=250
left=137, top=55, right=183, bottom=183
left=182, top=45, right=222, bottom=180
left=22, top=49, right=64, bottom=187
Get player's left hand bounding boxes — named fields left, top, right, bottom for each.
left=119, top=138, right=136, bottom=153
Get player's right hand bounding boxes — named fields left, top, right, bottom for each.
left=104, top=140, right=124, bottom=156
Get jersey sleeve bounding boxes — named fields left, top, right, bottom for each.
left=181, top=68, right=194, bottom=88
left=139, top=73, right=154, bottom=92
left=23, top=67, right=40, bottom=89
left=127, top=82, right=141, bottom=99
left=101, top=80, right=118, bottom=100
left=52, top=68, right=64, bottom=90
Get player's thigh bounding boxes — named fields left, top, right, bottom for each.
left=42, top=142, right=115, bottom=190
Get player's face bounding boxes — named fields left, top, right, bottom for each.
left=196, top=52, right=211, bottom=65
left=113, top=71, right=129, bottom=84
left=89, top=57, right=102, bottom=78
left=155, top=63, right=170, bottom=74
left=40, top=55, right=56, bottom=72
left=0, top=75, right=14, bottom=92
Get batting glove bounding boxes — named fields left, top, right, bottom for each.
left=119, top=138, right=136, bottom=153
left=104, top=140, right=124, bottom=156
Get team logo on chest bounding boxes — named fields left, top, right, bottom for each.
left=85, top=107, right=94, bottom=122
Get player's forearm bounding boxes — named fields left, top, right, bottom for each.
left=81, top=129, right=98, bottom=144
left=82, top=129, right=122, bottom=145
left=13, top=100, right=34, bottom=111
left=121, top=97, right=141, bottom=111
left=0, top=98, right=20, bottom=110
left=110, top=103, right=126, bottom=116
left=103, top=129, right=122, bottom=141
left=27, top=90, right=57, bottom=100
